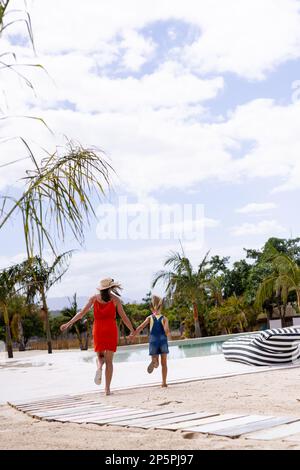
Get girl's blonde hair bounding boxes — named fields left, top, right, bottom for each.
left=151, top=295, right=163, bottom=313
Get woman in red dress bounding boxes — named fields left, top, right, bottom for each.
left=60, top=278, right=134, bottom=395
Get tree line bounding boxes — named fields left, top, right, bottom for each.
left=2, top=237, right=300, bottom=356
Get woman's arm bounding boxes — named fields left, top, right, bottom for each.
left=112, top=294, right=135, bottom=334
left=60, top=297, right=95, bottom=332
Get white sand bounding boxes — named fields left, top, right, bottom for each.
left=2, top=367, right=300, bottom=449
left=1, top=348, right=298, bottom=403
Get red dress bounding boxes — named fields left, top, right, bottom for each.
left=93, top=299, right=118, bottom=352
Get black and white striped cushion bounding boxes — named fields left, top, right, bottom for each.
left=222, top=327, right=300, bottom=366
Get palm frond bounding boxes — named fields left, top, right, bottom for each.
left=0, top=142, right=113, bottom=256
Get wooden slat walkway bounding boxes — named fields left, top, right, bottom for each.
left=8, top=394, right=300, bottom=441
left=245, top=420, right=300, bottom=441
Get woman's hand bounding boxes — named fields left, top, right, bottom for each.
left=127, top=331, right=136, bottom=343
left=60, top=323, right=70, bottom=332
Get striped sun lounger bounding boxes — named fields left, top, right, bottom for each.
left=222, top=327, right=300, bottom=366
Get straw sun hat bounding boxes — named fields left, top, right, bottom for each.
left=97, top=277, right=122, bottom=291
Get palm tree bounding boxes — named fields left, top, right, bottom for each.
left=255, top=248, right=298, bottom=326
left=0, top=265, right=20, bottom=358
left=61, top=294, right=92, bottom=350
left=206, top=277, right=224, bottom=307
left=18, top=253, right=72, bottom=354
left=153, top=250, right=210, bottom=337
left=9, top=295, right=29, bottom=351
left=270, top=252, right=300, bottom=309
left=0, top=1, right=11, bottom=29
left=209, top=296, right=249, bottom=335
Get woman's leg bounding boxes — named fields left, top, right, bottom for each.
left=96, top=351, right=105, bottom=369
left=94, top=351, right=105, bottom=385
left=104, top=350, right=114, bottom=395
left=161, top=354, right=168, bottom=387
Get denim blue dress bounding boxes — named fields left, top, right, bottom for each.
left=149, top=314, right=169, bottom=356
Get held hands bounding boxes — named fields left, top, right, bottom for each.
left=60, top=323, right=70, bottom=332
left=127, top=330, right=137, bottom=343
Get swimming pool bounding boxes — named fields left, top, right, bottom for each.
left=82, top=334, right=247, bottom=364
left=114, top=340, right=223, bottom=362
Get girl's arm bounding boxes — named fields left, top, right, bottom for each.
left=163, top=317, right=171, bottom=339
left=60, top=297, right=95, bottom=332
left=132, top=316, right=150, bottom=337
left=112, top=294, right=135, bottom=334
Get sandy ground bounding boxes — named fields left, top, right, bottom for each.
left=2, top=367, right=300, bottom=450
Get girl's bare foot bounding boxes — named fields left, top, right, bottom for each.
left=105, top=389, right=112, bottom=396
left=147, top=358, right=159, bottom=373
left=147, top=360, right=156, bottom=373
left=161, top=383, right=168, bottom=388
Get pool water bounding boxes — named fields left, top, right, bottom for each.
left=82, top=339, right=224, bottom=364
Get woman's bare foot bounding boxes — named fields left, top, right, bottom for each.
left=105, top=389, right=112, bottom=396
left=161, top=383, right=168, bottom=388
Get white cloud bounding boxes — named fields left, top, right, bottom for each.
left=272, top=160, right=300, bottom=192
left=3, top=97, right=300, bottom=197
left=224, top=99, right=300, bottom=191
left=5, top=0, right=300, bottom=80
left=120, top=30, right=156, bottom=71
left=181, top=0, right=300, bottom=80
left=2, top=1, right=300, bottom=196
left=236, top=202, right=277, bottom=214
left=231, top=220, right=286, bottom=237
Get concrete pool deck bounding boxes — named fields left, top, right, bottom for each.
left=1, top=348, right=300, bottom=404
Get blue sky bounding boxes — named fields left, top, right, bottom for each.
left=1, top=0, right=300, bottom=303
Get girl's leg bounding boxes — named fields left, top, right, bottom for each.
left=147, top=355, right=159, bottom=373
left=161, top=354, right=168, bottom=387
left=104, top=350, right=114, bottom=395
left=153, top=355, right=159, bottom=367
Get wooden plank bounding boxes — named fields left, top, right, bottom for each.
left=37, top=404, right=114, bottom=418
left=18, top=400, right=100, bottom=413
left=39, top=407, right=115, bottom=420
left=125, top=412, right=201, bottom=429
left=94, top=410, right=173, bottom=426
left=15, top=401, right=89, bottom=412
left=15, top=399, right=83, bottom=410
left=158, top=413, right=237, bottom=430
left=245, top=419, right=300, bottom=441
left=12, top=398, right=82, bottom=409
left=109, top=411, right=177, bottom=428
left=66, top=409, right=148, bottom=423
left=36, top=403, right=111, bottom=416
left=214, top=417, right=298, bottom=438
left=185, top=415, right=265, bottom=433
left=55, top=407, right=135, bottom=421
left=151, top=412, right=219, bottom=429
left=64, top=407, right=145, bottom=419
left=93, top=410, right=175, bottom=427
left=57, top=408, right=137, bottom=423
left=102, top=411, right=194, bottom=427
left=64, top=407, right=137, bottom=419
